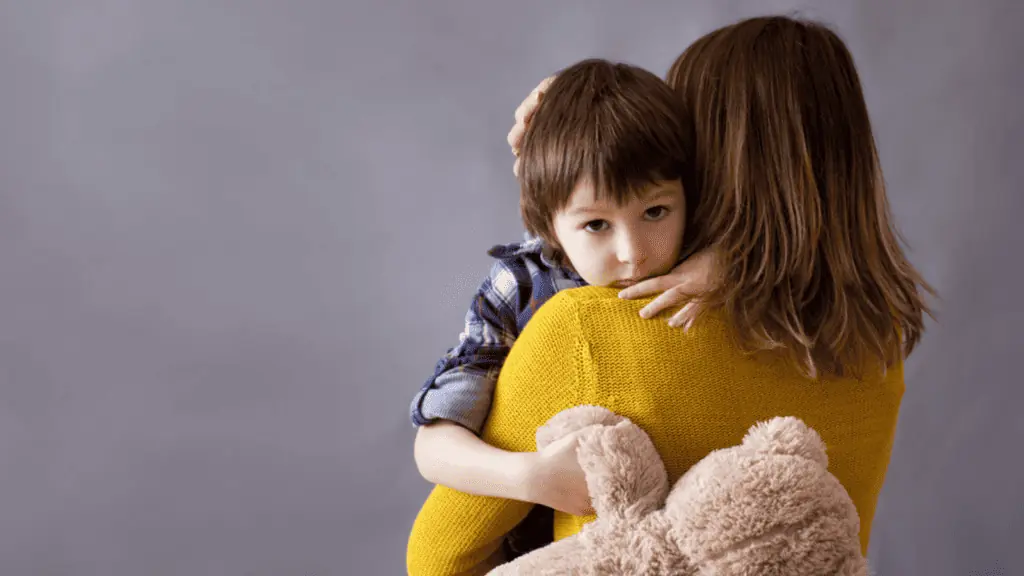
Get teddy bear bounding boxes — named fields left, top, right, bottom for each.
left=487, top=406, right=868, bottom=575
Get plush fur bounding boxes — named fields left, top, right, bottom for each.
left=488, top=406, right=868, bottom=575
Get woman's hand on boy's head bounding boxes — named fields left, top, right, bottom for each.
left=509, top=75, right=556, bottom=176
left=618, top=247, right=720, bottom=330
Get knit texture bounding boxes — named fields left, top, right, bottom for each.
left=407, top=286, right=904, bottom=576
left=490, top=409, right=868, bottom=575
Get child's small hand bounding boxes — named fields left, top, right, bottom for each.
left=508, top=76, right=556, bottom=177
left=618, top=247, right=721, bottom=329
left=522, top=427, right=595, bottom=517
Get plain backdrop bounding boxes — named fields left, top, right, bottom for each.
left=1, top=0, right=1021, bottom=574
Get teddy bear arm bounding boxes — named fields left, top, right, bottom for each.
left=535, top=405, right=625, bottom=450
left=575, top=422, right=670, bottom=520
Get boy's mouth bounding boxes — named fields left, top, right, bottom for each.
left=611, top=278, right=642, bottom=288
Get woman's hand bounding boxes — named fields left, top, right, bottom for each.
left=508, top=76, right=556, bottom=176
left=520, top=427, right=595, bottom=517
left=618, top=247, right=721, bottom=329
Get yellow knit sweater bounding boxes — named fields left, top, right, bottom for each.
left=407, top=286, right=904, bottom=576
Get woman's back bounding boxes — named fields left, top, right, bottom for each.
left=490, top=286, right=903, bottom=554
left=407, top=285, right=905, bottom=574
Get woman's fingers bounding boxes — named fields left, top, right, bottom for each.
left=507, top=121, right=526, bottom=153
left=509, top=76, right=556, bottom=161
left=515, top=76, right=554, bottom=124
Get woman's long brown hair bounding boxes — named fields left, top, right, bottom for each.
left=667, top=16, right=935, bottom=378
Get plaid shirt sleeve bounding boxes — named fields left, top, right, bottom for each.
left=409, top=258, right=528, bottom=435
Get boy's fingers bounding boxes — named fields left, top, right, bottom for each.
left=638, top=287, right=688, bottom=319
left=618, top=275, right=674, bottom=300
left=668, top=302, right=696, bottom=329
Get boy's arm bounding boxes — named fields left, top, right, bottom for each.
left=408, top=291, right=587, bottom=576
left=413, top=422, right=531, bottom=501
left=409, top=259, right=526, bottom=495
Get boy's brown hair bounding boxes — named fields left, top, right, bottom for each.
left=666, top=16, right=935, bottom=378
left=517, top=59, right=696, bottom=255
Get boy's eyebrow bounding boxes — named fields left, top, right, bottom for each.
left=566, top=184, right=681, bottom=216
left=566, top=204, right=602, bottom=215
left=643, top=186, right=682, bottom=202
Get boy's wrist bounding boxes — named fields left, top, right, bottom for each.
left=510, top=451, right=540, bottom=502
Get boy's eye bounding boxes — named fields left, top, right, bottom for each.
left=583, top=220, right=609, bottom=233
left=645, top=206, right=669, bottom=220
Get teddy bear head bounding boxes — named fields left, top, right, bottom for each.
left=662, top=416, right=868, bottom=575
left=489, top=408, right=868, bottom=575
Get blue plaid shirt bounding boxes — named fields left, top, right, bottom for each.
left=410, top=234, right=588, bottom=435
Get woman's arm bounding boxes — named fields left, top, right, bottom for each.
left=407, top=291, right=588, bottom=576
left=406, top=485, right=534, bottom=576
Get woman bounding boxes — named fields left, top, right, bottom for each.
left=407, top=15, right=933, bottom=575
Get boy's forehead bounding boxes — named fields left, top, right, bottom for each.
left=565, top=178, right=681, bottom=209
left=565, top=180, right=601, bottom=206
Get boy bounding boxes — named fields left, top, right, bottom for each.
left=409, top=58, right=696, bottom=557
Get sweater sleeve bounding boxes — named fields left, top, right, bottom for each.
left=406, top=291, right=588, bottom=576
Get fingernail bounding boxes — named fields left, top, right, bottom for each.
left=639, top=309, right=651, bottom=319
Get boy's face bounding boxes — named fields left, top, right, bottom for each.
left=551, top=179, right=686, bottom=288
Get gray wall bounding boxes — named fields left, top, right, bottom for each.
left=1, top=1, right=1020, bottom=574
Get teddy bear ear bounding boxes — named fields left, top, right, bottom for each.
left=741, top=416, right=828, bottom=468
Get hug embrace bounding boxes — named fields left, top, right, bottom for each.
left=407, top=14, right=933, bottom=576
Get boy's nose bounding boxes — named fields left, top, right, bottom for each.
left=615, top=235, right=647, bottom=266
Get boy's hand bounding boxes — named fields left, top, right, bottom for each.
left=508, top=76, right=556, bottom=177
left=617, top=247, right=721, bottom=329
left=521, top=427, right=595, bottom=517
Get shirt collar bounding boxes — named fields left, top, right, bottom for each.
left=487, top=232, right=572, bottom=273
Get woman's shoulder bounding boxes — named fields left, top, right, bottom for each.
left=548, top=285, right=622, bottom=303
left=541, top=286, right=725, bottom=327
left=530, top=288, right=733, bottom=354
left=534, top=286, right=651, bottom=326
